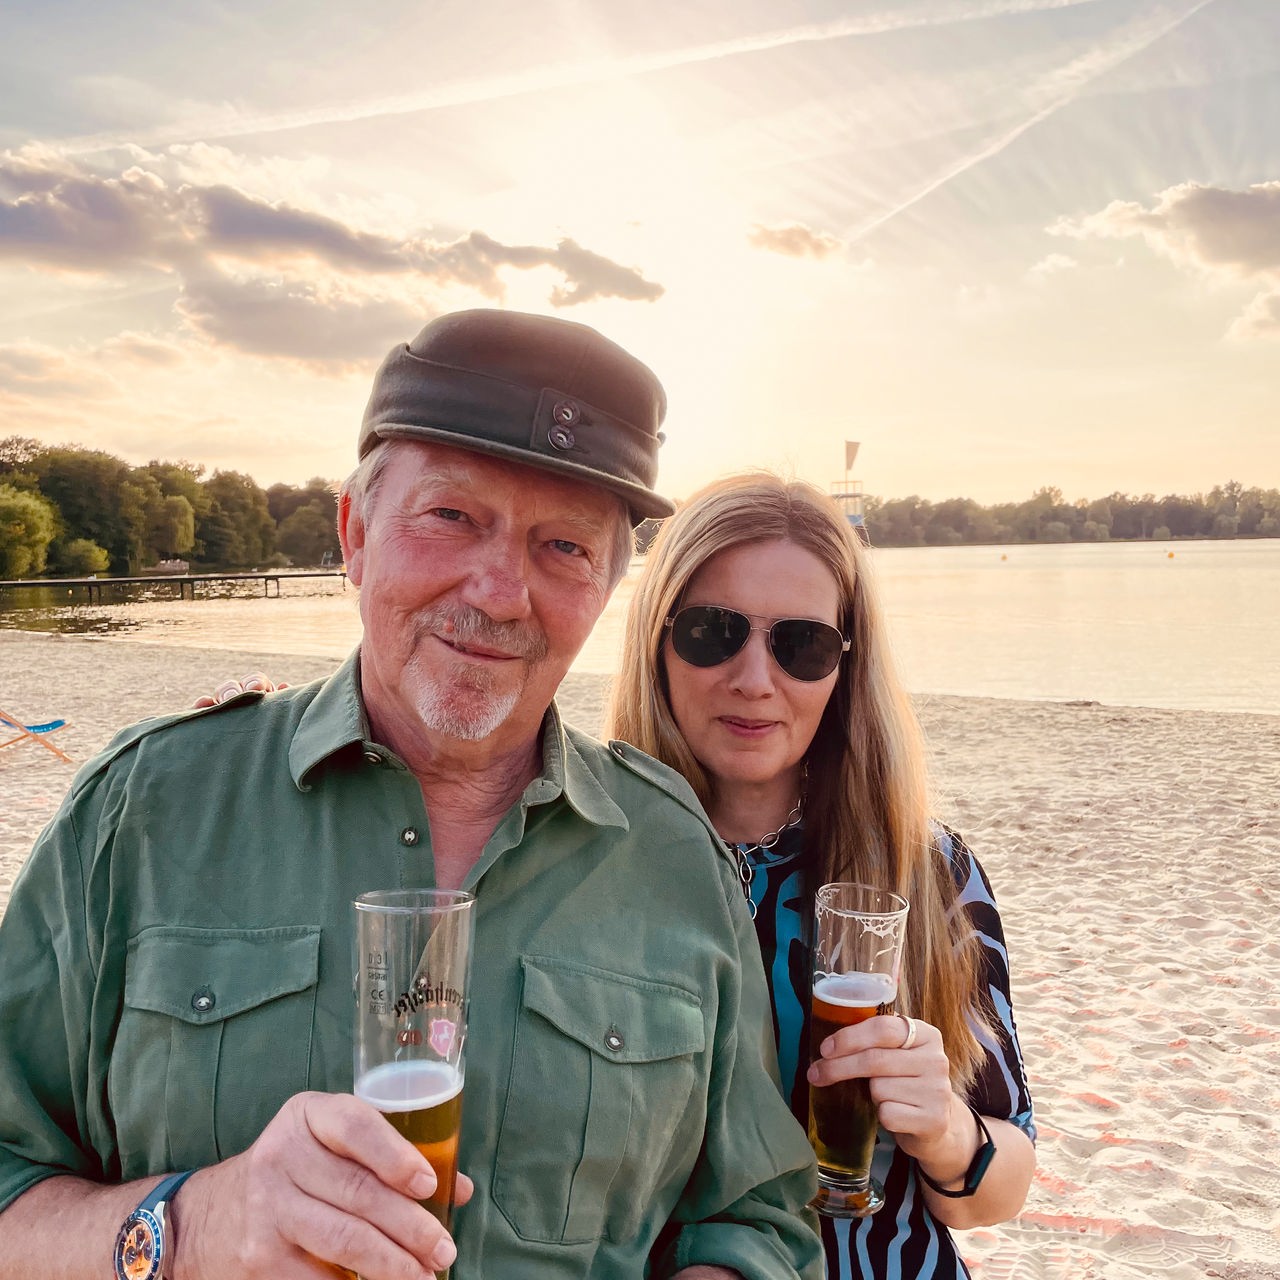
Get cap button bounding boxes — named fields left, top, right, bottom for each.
left=552, top=400, right=581, bottom=426
left=548, top=424, right=575, bottom=450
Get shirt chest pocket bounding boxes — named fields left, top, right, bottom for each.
left=109, top=926, right=321, bottom=1177
left=492, top=956, right=706, bottom=1246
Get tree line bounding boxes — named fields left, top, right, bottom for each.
left=2, top=435, right=1276, bottom=578
left=860, top=482, right=1280, bottom=547
left=0, top=437, right=341, bottom=578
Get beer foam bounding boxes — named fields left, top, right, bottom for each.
left=813, top=970, right=897, bottom=1007
left=356, top=1060, right=463, bottom=1113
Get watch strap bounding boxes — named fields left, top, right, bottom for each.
left=139, top=1168, right=196, bottom=1215
left=916, top=1106, right=996, bottom=1198
left=114, top=1169, right=195, bottom=1280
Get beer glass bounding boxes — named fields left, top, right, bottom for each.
left=353, top=889, right=475, bottom=1278
left=808, top=882, right=909, bottom=1218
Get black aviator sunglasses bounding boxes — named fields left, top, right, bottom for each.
left=664, top=605, right=851, bottom=682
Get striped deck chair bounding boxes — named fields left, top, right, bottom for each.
left=0, top=706, right=72, bottom=762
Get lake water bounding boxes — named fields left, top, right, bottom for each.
left=2, top=539, right=1277, bottom=715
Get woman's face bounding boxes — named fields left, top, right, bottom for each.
left=663, top=538, right=843, bottom=795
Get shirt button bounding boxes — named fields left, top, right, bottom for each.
left=191, top=988, right=216, bottom=1013
left=604, top=1029, right=624, bottom=1052
left=364, top=751, right=381, bottom=766
left=400, top=827, right=420, bottom=846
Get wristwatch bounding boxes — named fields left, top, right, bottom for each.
left=916, top=1106, right=996, bottom=1198
left=113, top=1169, right=195, bottom=1280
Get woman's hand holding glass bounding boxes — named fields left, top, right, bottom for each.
left=807, top=1013, right=977, bottom=1186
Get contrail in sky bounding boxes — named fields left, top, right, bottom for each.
left=47, top=0, right=1102, bottom=155
left=847, top=0, right=1224, bottom=243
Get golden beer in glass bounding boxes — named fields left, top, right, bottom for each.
left=355, top=1059, right=465, bottom=1228
left=808, top=883, right=908, bottom=1218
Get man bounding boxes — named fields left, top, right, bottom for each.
left=0, top=310, right=821, bottom=1279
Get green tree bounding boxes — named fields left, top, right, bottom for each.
left=150, top=494, right=196, bottom=559
left=59, top=538, right=111, bottom=575
left=277, top=502, right=340, bottom=566
left=0, top=483, right=57, bottom=577
left=198, top=471, right=275, bottom=568
left=866, top=496, right=929, bottom=546
left=0, top=436, right=42, bottom=476
left=28, top=446, right=169, bottom=572
left=141, top=461, right=212, bottom=518
left=1158, top=494, right=1210, bottom=539
left=267, top=478, right=339, bottom=533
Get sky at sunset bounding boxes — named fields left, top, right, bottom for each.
left=2, top=0, right=1277, bottom=505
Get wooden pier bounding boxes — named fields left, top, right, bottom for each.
left=0, top=570, right=347, bottom=604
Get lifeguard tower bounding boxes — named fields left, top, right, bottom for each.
left=831, top=440, right=865, bottom=538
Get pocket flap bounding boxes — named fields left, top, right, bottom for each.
left=124, top=926, right=321, bottom=1024
left=520, top=956, right=704, bottom=1063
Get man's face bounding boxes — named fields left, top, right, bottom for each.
left=340, top=440, right=623, bottom=748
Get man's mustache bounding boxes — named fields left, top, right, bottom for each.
left=416, top=605, right=550, bottom=663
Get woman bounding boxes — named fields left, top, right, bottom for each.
left=608, top=472, right=1035, bottom=1278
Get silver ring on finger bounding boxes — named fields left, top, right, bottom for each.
left=898, top=1014, right=918, bottom=1051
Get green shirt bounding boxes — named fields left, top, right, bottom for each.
left=0, top=651, right=820, bottom=1279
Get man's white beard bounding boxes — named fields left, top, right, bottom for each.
left=407, top=655, right=523, bottom=741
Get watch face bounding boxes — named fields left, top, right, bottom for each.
left=114, top=1208, right=162, bottom=1280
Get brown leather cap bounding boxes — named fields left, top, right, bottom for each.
left=358, top=309, right=673, bottom=524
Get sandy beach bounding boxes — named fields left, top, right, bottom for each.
left=2, top=629, right=1278, bottom=1280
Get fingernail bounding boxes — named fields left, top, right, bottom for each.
left=410, top=1170, right=436, bottom=1199
left=431, top=1238, right=457, bottom=1270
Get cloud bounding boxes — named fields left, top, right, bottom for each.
left=1050, top=180, right=1280, bottom=277
left=97, top=331, right=190, bottom=367
left=1052, top=179, right=1280, bottom=339
left=1027, top=251, right=1077, bottom=279
left=0, top=160, right=185, bottom=273
left=0, top=342, right=117, bottom=398
left=748, top=222, right=845, bottom=260
left=540, top=239, right=665, bottom=305
left=1227, top=290, right=1280, bottom=341
left=175, top=270, right=426, bottom=365
left=0, top=149, right=663, bottom=365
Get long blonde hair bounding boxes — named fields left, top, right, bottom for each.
left=607, top=472, right=988, bottom=1089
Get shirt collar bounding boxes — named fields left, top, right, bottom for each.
left=289, top=650, right=629, bottom=832
left=540, top=703, right=629, bottom=832
left=289, top=649, right=370, bottom=788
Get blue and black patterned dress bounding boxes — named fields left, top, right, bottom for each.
left=741, top=825, right=1036, bottom=1279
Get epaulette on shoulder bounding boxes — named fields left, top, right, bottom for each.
left=604, top=739, right=730, bottom=863
left=73, top=690, right=267, bottom=785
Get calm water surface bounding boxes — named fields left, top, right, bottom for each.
left=2, top=540, right=1276, bottom=715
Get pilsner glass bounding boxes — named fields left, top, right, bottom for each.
left=352, top=889, right=475, bottom=1280
left=808, top=882, right=909, bottom=1218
